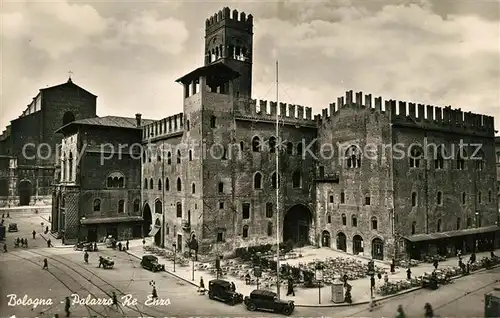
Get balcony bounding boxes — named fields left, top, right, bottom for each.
left=181, top=220, right=191, bottom=232
left=315, top=172, right=340, bottom=183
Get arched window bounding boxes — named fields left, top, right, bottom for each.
left=254, top=172, right=262, bottom=189
left=252, top=136, right=261, bottom=152
left=475, top=149, right=484, bottom=170
left=68, top=152, right=73, bottom=181
left=437, top=219, right=442, bottom=232
left=144, top=178, right=148, bottom=189
left=351, top=215, right=357, bottom=227
left=267, top=222, right=273, bottom=236
left=186, top=120, right=190, bottom=131
left=327, top=213, right=331, bottom=224
left=456, top=147, right=466, bottom=170
left=411, top=221, right=416, bottom=234
left=462, top=192, right=466, bottom=204
left=93, top=199, right=101, bottom=212
left=218, top=182, right=224, bottom=193
left=62, top=111, right=75, bottom=126
left=177, top=178, right=182, bottom=191
left=149, top=178, right=153, bottom=189
left=411, top=192, right=417, bottom=206
left=292, top=170, right=301, bottom=188
left=296, top=143, right=303, bottom=156
left=371, top=217, right=378, bottom=230
left=456, top=217, right=461, bottom=230
left=118, top=200, right=125, bottom=213
left=242, top=225, right=249, bottom=238
left=240, top=141, right=244, bottom=151
left=189, top=150, right=193, bottom=161
left=177, top=150, right=181, bottom=164
left=176, top=202, right=182, bottom=218
left=265, top=203, right=273, bottom=218
left=437, top=191, right=442, bottom=205
left=434, top=146, right=445, bottom=169
left=158, top=179, right=162, bottom=191
left=269, top=136, right=276, bottom=153
left=341, top=213, right=347, bottom=225
left=133, top=199, right=140, bottom=212
left=210, top=116, right=216, bottom=128
left=345, top=145, right=361, bottom=168
left=167, top=152, right=172, bottom=165
left=143, top=151, right=147, bottom=163
left=409, top=145, right=422, bottom=168
left=192, top=183, right=196, bottom=194
left=271, top=172, right=280, bottom=189
left=107, top=177, right=113, bottom=187
left=118, top=177, right=124, bottom=188
left=489, top=190, right=492, bottom=202
left=165, top=178, right=170, bottom=191
left=107, top=172, right=125, bottom=188
left=286, top=142, right=293, bottom=154
left=478, top=191, right=482, bottom=204
left=157, top=152, right=161, bottom=162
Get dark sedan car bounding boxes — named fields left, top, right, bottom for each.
left=207, top=279, right=243, bottom=305
left=140, top=255, right=165, bottom=272
left=244, top=289, right=294, bottom=315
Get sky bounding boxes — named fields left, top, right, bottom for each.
left=1, top=0, right=499, bottom=133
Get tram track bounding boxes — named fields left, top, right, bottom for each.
left=26, top=249, right=169, bottom=317
left=9, top=252, right=109, bottom=318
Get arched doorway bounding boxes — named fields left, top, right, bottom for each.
left=143, top=203, right=152, bottom=236
left=322, top=230, right=331, bottom=248
left=372, top=238, right=384, bottom=260
left=353, top=235, right=364, bottom=255
left=283, top=204, right=312, bottom=245
left=337, top=232, right=347, bottom=251
left=18, top=180, right=32, bottom=206
left=155, top=200, right=162, bottom=215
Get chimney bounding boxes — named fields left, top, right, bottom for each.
left=135, top=114, right=142, bottom=127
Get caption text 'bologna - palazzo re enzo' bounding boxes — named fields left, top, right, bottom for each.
left=0, top=7, right=498, bottom=261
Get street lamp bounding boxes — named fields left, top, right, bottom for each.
left=254, top=252, right=262, bottom=290
left=215, top=255, right=223, bottom=279
left=172, top=243, right=176, bottom=272
left=315, top=262, right=324, bottom=304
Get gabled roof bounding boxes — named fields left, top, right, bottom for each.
left=55, top=116, right=155, bottom=134
left=175, top=61, right=240, bottom=85
left=40, top=78, right=97, bottom=97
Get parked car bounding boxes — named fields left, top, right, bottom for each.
left=105, top=235, right=116, bottom=248
left=244, top=289, right=294, bottom=315
left=99, top=256, right=114, bottom=269
left=74, top=242, right=93, bottom=251
left=141, top=255, right=165, bottom=272
left=8, top=223, right=18, bottom=232
left=207, top=279, right=243, bottom=305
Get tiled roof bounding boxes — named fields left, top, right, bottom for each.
left=72, top=116, right=155, bottom=128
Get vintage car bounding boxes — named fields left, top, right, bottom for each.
left=244, top=289, right=294, bottom=315
left=74, top=242, right=93, bottom=252
left=105, top=235, right=116, bottom=248
left=207, top=279, right=243, bottom=305
left=141, top=255, right=165, bottom=272
left=421, top=272, right=439, bottom=290
left=8, top=223, right=18, bottom=232
left=99, top=256, right=114, bottom=269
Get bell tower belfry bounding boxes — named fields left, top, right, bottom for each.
left=204, top=7, right=253, bottom=98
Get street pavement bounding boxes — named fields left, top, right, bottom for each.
left=1, top=210, right=498, bottom=317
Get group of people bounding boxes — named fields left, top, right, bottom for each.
left=14, top=237, right=29, bottom=248
left=395, top=303, right=434, bottom=317
left=1, top=212, right=10, bottom=218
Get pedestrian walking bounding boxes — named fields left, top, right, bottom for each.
left=406, top=267, right=411, bottom=280
left=47, top=239, right=52, bottom=247
left=24, top=239, right=28, bottom=248
left=45, top=226, right=49, bottom=234
left=6, top=212, right=9, bottom=218
left=118, top=242, right=122, bottom=251
left=98, top=256, right=103, bottom=268
left=126, top=240, right=129, bottom=250
left=43, top=258, right=48, bottom=269
left=84, top=251, right=89, bottom=264
left=424, top=302, right=434, bottom=318
left=65, top=296, right=70, bottom=317
left=470, top=252, right=476, bottom=264
left=286, top=278, right=295, bottom=296
left=112, top=292, right=118, bottom=309
left=32, top=230, right=36, bottom=239
left=433, top=259, right=438, bottom=269
left=396, top=304, right=406, bottom=318
left=3, top=244, right=7, bottom=253
left=1, top=212, right=4, bottom=218
left=142, top=238, right=146, bottom=246
left=152, top=286, right=158, bottom=299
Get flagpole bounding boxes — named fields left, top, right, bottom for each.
left=275, top=60, right=281, bottom=300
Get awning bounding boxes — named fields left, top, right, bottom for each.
left=148, top=225, right=160, bottom=237
left=80, top=216, right=143, bottom=225
left=404, top=225, right=500, bottom=242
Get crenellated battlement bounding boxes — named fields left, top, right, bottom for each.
left=234, top=98, right=316, bottom=127
left=205, top=7, right=253, bottom=29
left=142, top=113, right=184, bottom=142
left=315, top=90, right=494, bottom=135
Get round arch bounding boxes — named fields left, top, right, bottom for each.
left=62, top=111, right=75, bottom=126
left=353, top=234, right=364, bottom=255
left=154, top=199, right=162, bottom=215
left=283, top=204, right=313, bottom=245
left=372, top=237, right=384, bottom=260
left=18, top=180, right=32, bottom=206
left=336, top=231, right=347, bottom=251
left=321, top=230, right=331, bottom=248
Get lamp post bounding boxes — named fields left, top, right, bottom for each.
left=315, top=262, right=324, bottom=304
left=254, top=252, right=262, bottom=290
left=216, top=255, right=223, bottom=279
left=172, top=243, right=176, bottom=272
